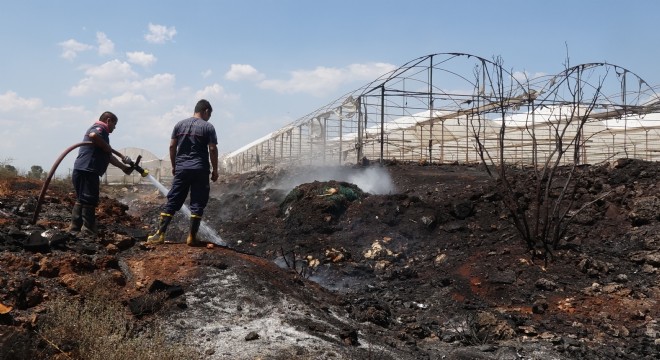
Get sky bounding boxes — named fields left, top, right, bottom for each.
left=1, top=0, right=659, bottom=176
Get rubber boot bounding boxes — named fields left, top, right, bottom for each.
left=67, top=202, right=83, bottom=233
left=81, top=205, right=98, bottom=236
left=146, top=213, right=173, bottom=245
left=186, top=214, right=203, bottom=247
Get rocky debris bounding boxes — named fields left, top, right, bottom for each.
left=279, top=180, right=364, bottom=234
left=2, top=160, right=660, bottom=359
left=205, top=160, right=660, bottom=359
left=127, top=279, right=185, bottom=317
left=244, top=331, right=259, bottom=341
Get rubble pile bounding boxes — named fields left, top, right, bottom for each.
left=0, top=160, right=659, bottom=359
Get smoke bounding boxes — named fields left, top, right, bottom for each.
left=268, top=166, right=396, bottom=195
left=347, top=167, right=395, bottom=194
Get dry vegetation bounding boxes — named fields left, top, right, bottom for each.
left=38, top=276, right=199, bottom=360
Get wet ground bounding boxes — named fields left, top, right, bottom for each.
left=1, top=160, right=659, bottom=359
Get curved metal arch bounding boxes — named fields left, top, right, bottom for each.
left=356, top=52, right=529, bottom=101
left=288, top=52, right=530, bottom=129
left=504, top=62, right=660, bottom=166
left=534, top=62, right=659, bottom=113
left=221, top=54, right=660, bottom=173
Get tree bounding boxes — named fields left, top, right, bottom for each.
left=3, top=164, right=17, bottom=174
left=0, top=158, right=18, bottom=178
left=468, top=56, right=619, bottom=264
left=27, top=165, right=46, bottom=179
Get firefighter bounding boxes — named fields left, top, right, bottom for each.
left=147, top=99, right=219, bottom=246
left=69, top=111, right=133, bottom=235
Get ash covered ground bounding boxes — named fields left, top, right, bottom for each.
left=1, top=160, right=660, bottom=359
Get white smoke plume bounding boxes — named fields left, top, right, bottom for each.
left=269, top=166, right=396, bottom=195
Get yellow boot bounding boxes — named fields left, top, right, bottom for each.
left=186, top=214, right=203, bottom=247
left=146, top=213, right=173, bottom=245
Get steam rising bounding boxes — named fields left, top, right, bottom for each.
left=270, top=166, right=396, bottom=195
left=347, top=167, right=395, bottom=194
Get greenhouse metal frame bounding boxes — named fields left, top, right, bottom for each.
left=105, top=52, right=660, bottom=184
left=221, top=53, right=660, bottom=174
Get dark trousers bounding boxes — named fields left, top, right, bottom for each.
left=164, top=169, right=210, bottom=216
left=72, top=170, right=100, bottom=206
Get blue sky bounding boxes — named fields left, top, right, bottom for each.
left=1, top=0, right=659, bottom=175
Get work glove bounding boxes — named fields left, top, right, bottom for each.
left=122, top=155, right=133, bottom=165
left=122, top=166, right=134, bottom=175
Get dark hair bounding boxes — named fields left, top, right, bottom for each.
left=194, top=99, right=213, bottom=114
left=99, top=111, right=118, bottom=123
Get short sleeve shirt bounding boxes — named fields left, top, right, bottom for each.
left=73, top=123, right=111, bottom=176
left=171, top=117, right=218, bottom=171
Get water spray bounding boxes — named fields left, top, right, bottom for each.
left=31, top=141, right=227, bottom=247
left=144, top=174, right=227, bottom=247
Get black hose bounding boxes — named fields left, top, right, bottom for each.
left=31, top=141, right=93, bottom=224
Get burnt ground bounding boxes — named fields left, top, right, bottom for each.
left=1, top=160, right=660, bottom=359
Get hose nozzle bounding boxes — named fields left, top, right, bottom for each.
left=130, top=155, right=149, bottom=177
left=135, top=165, right=149, bottom=177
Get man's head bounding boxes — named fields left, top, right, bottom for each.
left=99, top=111, right=118, bottom=133
left=194, top=99, right=213, bottom=121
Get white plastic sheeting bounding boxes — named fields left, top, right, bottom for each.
left=219, top=53, right=660, bottom=173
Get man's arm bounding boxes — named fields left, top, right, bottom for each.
left=109, top=155, right=133, bottom=175
left=89, top=131, right=132, bottom=174
left=209, top=143, right=218, bottom=182
left=88, top=131, right=113, bottom=154
left=169, top=138, right=178, bottom=175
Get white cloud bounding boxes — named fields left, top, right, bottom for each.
left=347, top=62, right=396, bottom=80
left=258, top=66, right=342, bottom=96
left=128, top=73, right=177, bottom=97
left=85, top=60, right=137, bottom=80
left=129, top=104, right=190, bottom=138
left=136, top=73, right=176, bottom=90
left=58, top=39, right=93, bottom=60
left=195, top=84, right=230, bottom=101
left=202, top=69, right=213, bottom=78
left=0, top=91, right=42, bottom=112
left=196, top=84, right=222, bottom=99
left=225, top=64, right=265, bottom=82
left=163, top=104, right=190, bottom=123
left=512, top=70, right=547, bottom=83
left=0, top=104, right=92, bottom=171
left=69, top=60, right=138, bottom=96
left=99, top=92, right=148, bottom=108
left=96, top=32, right=114, bottom=56
left=258, top=62, right=396, bottom=97
left=145, top=23, right=177, bottom=44
left=126, top=51, right=157, bottom=67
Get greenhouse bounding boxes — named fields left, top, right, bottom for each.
left=107, top=53, right=660, bottom=183
left=220, top=53, right=660, bottom=173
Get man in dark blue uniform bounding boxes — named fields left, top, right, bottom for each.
left=69, top=111, right=133, bottom=235
left=147, top=99, right=219, bottom=246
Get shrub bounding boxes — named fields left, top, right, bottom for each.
left=39, top=277, right=200, bottom=360
left=0, top=164, right=18, bottom=180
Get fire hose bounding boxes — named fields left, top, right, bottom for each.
left=31, top=142, right=148, bottom=224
